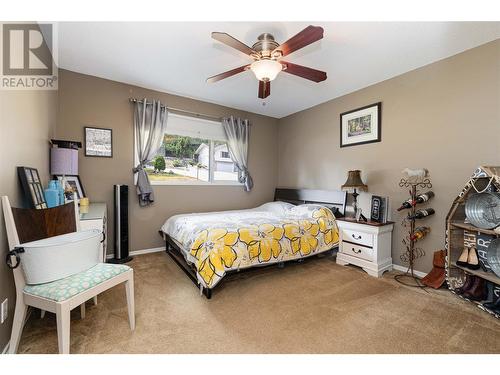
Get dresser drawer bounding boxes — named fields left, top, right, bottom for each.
left=80, top=219, right=105, bottom=262
left=341, top=242, right=373, bottom=261
left=341, top=228, right=373, bottom=247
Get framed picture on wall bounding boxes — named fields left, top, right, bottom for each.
left=84, top=126, right=113, bottom=157
left=340, top=102, right=381, bottom=148
left=17, top=166, right=48, bottom=209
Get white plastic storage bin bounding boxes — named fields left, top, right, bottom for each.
left=18, top=229, right=102, bottom=284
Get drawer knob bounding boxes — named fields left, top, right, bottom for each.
left=352, top=247, right=362, bottom=254
left=352, top=234, right=362, bottom=240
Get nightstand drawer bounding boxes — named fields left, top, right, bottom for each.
left=341, top=242, right=373, bottom=261
left=341, top=228, right=373, bottom=247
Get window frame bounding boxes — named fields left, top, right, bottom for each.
left=137, top=113, right=243, bottom=186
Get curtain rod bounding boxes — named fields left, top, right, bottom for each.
left=129, top=98, right=223, bottom=122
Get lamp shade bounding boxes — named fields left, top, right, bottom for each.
left=50, top=147, right=78, bottom=175
left=250, top=59, right=282, bottom=81
left=341, top=170, right=368, bottom=192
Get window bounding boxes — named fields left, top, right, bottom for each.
left=143, top=113, right=240, bottom=185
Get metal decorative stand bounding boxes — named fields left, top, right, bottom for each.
left=394, top=177, right=433, bottom=288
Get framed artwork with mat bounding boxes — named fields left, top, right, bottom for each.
left=84, top=126, right=113, bottom=157
left=340, top=102, right=382, bottom=148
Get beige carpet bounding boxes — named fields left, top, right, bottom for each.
left=17, top=252, right=500, bottom=354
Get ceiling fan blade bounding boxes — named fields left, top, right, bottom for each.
left=206, top=65, right=250, bottom=83
left=281, top=61, right=327, bottom=83
left=273, top=25, right=324, bottom=58
left=212, top=32, right=255, bottom=56
left=258, top=80, right=270, bottom=99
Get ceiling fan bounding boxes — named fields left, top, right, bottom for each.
left=206, top=25, right=327, bottom=99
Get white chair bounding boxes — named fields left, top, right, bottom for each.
left=2, top=196, right=135, bottom=354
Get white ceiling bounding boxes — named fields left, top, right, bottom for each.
left=57, top=22, right=500, bottom=118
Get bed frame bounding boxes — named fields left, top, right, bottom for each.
left=161, top=188, right=347, bottom=299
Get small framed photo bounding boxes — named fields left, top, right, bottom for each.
left=84, top=126, right=113, bottom=157
left=370, top=195, right=389, bottom=223
left=340, top=102, right=381, bottom=148
left=55, top=175, right=86, bottom=202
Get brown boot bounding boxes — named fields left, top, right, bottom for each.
left=434, top=250, right=445, bottom=268
left=455, top=274, right=475, bottom=295
left=462, top=276, right=487, bottom=301
left=422, top=250, right=446, bottom=289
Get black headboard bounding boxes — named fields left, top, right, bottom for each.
left=274, top=188, right=347, bottom=216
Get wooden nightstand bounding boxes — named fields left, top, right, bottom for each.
left=336, top=218, right=394, bottom=277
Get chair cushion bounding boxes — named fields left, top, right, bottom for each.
left=24, top=263, right=131, bottom=302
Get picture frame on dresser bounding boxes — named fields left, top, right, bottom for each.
left=17, top=166, right=48, bottom=209
left=370, top=195, right=389, bottom=223
left=340, top=102, right=382, bottom=148
left=55, top=174, right=86, bottom=202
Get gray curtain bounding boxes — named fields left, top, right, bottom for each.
left=132, top=99, right=168, bottom=206
left=222, top=116, right=253, bottom=191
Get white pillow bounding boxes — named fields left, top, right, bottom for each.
left=290, top=203, right=317, bottom=215
left=258, top=201, right=295, bottom=216
left=289, top=203, right=332, bottom=219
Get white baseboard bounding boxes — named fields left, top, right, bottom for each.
left=392, top=264, right=427, bottom=279
left=106, top=246, right=164, bottom=260
left=130, top=247, right=164, bottom=256
left=2, top=341, right=9, bottom=354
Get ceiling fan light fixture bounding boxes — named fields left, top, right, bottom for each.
left=250, top=59, right=282, bottom=82
left=208, top=26, right=326, bottom=98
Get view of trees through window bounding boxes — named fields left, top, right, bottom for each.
left=146, top=134, right=239, bottom=183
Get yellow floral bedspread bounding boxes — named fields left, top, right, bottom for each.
left=186, top=206, right=339, bottom=288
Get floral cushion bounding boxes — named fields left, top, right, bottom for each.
left=24, top=263, right=131, bottom=302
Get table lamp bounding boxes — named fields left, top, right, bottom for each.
left=341, top=170, right=368, bottom=221
left=50, top=144, right=79, bottom=203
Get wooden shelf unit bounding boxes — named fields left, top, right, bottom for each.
left=449, top=221, right=499, bottom=236
left=453, top=263, right=500, bottom=285
left=445, top=167, right=500, bottom=319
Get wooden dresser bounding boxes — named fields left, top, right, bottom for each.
left=336, top=218, right=394, bottom=277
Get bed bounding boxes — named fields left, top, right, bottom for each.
left=160, top=188, right=347, bottom=298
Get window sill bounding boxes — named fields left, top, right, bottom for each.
left=150, top=180, right=243, bottom=187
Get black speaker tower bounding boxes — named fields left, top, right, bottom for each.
left=109, top=184, right=132, bottom=264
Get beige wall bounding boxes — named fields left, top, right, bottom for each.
left=0, top=90, right=57, bottom=350
left=277, top=39, right=500, bottom=273
left=0, top=39, right=497, bottom=351
left=56, top=70, right=279, bottom=255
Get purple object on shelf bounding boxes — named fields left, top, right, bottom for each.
left=50, top=147, right=78, bottom=175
